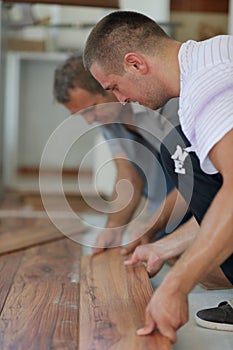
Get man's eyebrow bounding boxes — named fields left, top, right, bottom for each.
left=104, top=84, right=117, bottom=91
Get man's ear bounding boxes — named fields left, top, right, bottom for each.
left=124, top=53, right=148, bottom=74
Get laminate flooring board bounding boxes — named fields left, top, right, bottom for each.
left=79, top=248, right=172, bottom=350
left=0, top=192, right=24, bottom=210
left=0, top=192, right=89, bottom=255
left=0, top=238, right=81, bottom=350
left=23, top=193, right=110, bottom=213
left=0, top=216, right=87, bottom=255
left=0, top=217, right=63, bottom=255
left=0, top=251, right=23, bottom=313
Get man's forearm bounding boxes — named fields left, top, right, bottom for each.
left=163, top=185, right=233, bottom=294
left=142, top=188, right=189, bottom=239
left=106, top=169, right=144, bottom=229
left=106, top=187, right=143, bottom=228
left=154, top=215, right=198, bottom=261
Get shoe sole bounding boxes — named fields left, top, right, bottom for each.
left=195, top=315, right=233, bottom=331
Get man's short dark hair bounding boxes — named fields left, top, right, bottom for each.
left=84, top=11, right=169, bottom=74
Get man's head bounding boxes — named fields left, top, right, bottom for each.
left=84, top=11, right=180, bottom=110
left=84, top=11, right=169, bottom=75
left=54, top=55, right=125, bottom=124
left=53, top=55, right=107, bottom=115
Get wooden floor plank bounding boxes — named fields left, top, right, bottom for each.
left=0, top=238, right=81, bottom=350
left=0, top=251, right=23, bottom=313
left=0, top=216, right=86, bottom=255
left=23, top=193, right=109, bottom=213
left=0, top=192, right=88, bottom=255
left=79, top=248, right=172, bottom=350
left=0, top=217, right=62, bottom=254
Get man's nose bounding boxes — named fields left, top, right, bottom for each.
left=113, top=91, right=128, bottom=104
left=83, top=112, right=95, bottom=124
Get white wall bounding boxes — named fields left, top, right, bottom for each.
left=4, top=2, right=171, bottom=191
left=30, top=2, right=171, bottom=51
left=119, top=0, right=170, bottom=22
left=31, top=5, right=115, bottom=51
left=16, top=54, right=98, bottom=169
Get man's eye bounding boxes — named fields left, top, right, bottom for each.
left=111, top=85, right=118, bottom=92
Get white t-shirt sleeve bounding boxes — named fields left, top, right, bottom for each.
left=194, top=65, right=233, bottom=174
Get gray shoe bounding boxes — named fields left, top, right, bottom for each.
left=195, top=300, right=233, bottom=331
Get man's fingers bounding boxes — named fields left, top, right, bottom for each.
left=146, top=253, right=163, bottom=276
left=137, top=310, right=156, bottom=335
left=136, top=324, right=155, bottom=335
left=124, top=253, right=139, bottom=265
left=124, top=244, right=151, bottom=265
left=156, top=322, right=177, bottom=344
left=137, top=305, right=177, bottom=344
left=92, top=236, right=107, bottom=255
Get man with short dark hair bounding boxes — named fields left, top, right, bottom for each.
left=84, top=10, right=233, bottom=343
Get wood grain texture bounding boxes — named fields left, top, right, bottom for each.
left=0, top=238, right=81, bottom=350
left=0, top=251, right=23, bottom=313
left=0, top=193, right=95, bottom=256
left=0, top=216, right=86, bottom=255
left=79, top=248, right=172, bottom=350
left=0, top=217, right=63, bottom=255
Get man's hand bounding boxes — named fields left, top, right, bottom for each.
left=124, top=242, right=166, bottom=276
left=92, top=227, right=123, bottom=255
left=124, top=216, right=199, bottom=273
left=120, top=230, right=152, bottom=256
left=124, top=240, right=189, bottom=343
left=137, top=281, right=189, bottom=343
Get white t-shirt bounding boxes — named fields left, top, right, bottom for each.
left=178, top=35, right=233, bottom=174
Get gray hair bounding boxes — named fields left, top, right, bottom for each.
left=53, top=55, right=106, bottom=104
